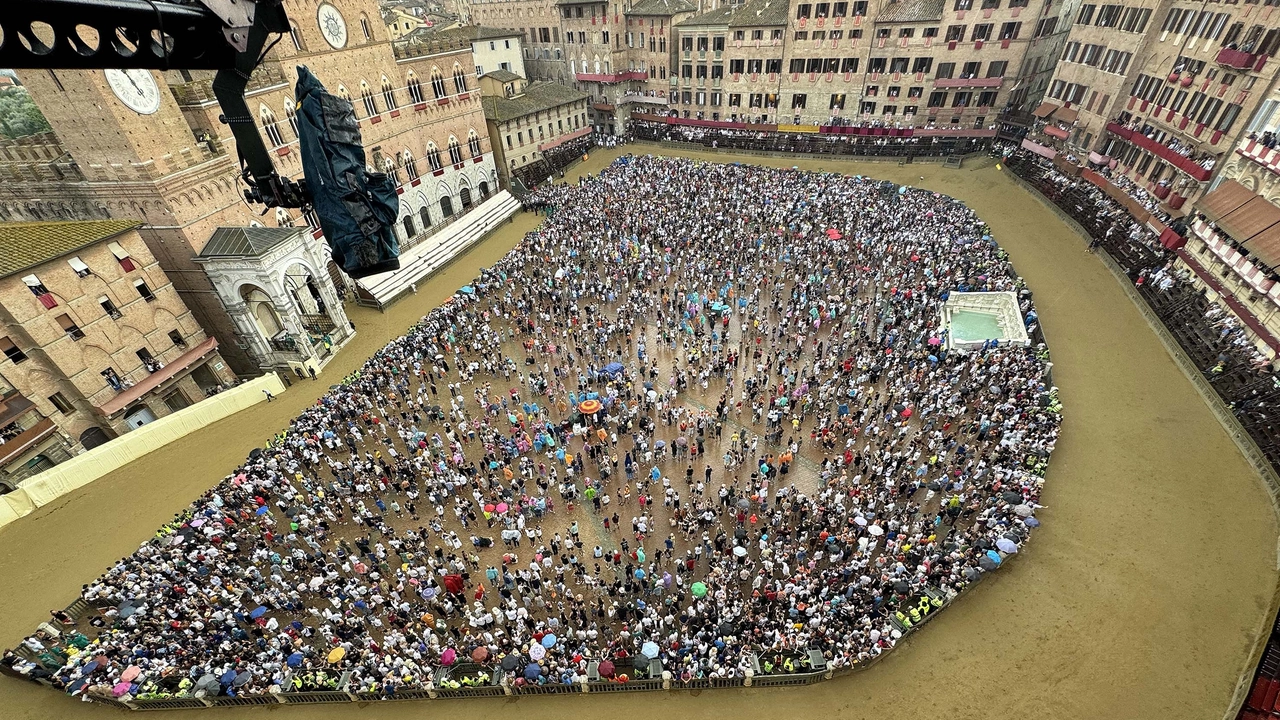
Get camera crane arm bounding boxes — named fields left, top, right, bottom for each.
left=1, top=0, right=307, bottom=209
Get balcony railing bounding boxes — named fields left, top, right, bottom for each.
left=1215, top=47, right=1263, bottom=72
left=575, top=71, right=648, bottom=83
left=1106, top=122, right=1213, bottom=181
left=933, top=76, right=1004, bottom=88
left=620, top=93, right=668, bottom=105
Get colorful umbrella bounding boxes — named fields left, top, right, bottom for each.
left=529, top=643, right=546, bottom=660
left=327, top=647, right=346, bottom=663
left=578, top=399, right=602, bottom=414
left=541, top=634, right=557, bottom=648
left=441, top=648, right=457, bottom=665
left=691, top=582, right=707, bottom=598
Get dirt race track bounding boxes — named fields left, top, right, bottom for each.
left=0, top=145, right=1276, bottom=720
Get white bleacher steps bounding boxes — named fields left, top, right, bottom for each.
left=354, top=189, right=521, bottom=309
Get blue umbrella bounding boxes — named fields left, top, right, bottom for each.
left=604, top=362, right=625, bottom=375
left=219, top=670, right=237, bottom=685
left=460, top=286, right=476, bottom=295
left=641, top=641, right=659, bottom=658
left=1024, top=517, right=1041, bottom=527
left=541, top=634, right=557, bottom=648
left=249, top=606, right=267, bottom=619
left=287, top=653, right=303, bottom=668
left=634, top=568, right=646, bottom=580
left=524, top=663, right=541, bottom=680
left=985, top=550, right=1002, bottom=566
left=81, top=660, right=99, bottom=674
left=255, top=506, right=268, bottom=516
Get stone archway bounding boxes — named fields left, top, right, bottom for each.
left=240, top=284, right=283, bottom=338
left=79, top=427, right=111, bottom=450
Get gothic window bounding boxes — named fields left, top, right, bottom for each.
left=408, top=73, right=424, bottom=103
left=260, top=106, right=284, bottom=147
left=468, top=131, right=482, bottom=158
left=382, top=77, right=397, bottom=110
left=448, top=137, right=463, bottom=165
left=404, top=151, right=418, bottom=180
left=431, top=71, right=447, bottom=98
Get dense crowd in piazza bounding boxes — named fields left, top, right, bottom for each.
left=3, top=155, right=1059, bottom=702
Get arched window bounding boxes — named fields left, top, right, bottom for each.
left=440, top=195, right=454, bottom=218
left=402, top=214, right=416, bottom=239
left=427, top=144, right=442, bottom=171
left=382, top=77, right=397, bottom=110
left=448, top=137, right=462, bottom=165
left=275, top=207, right=294, bottom=226
left=261, top=105, right=284, bottom=147
left=468, top=131, right=482, bottom=158
left=407, top=72, right=424, bottom=104
left=360, top=14, right=372, bottom=40
left=431, top=70, right=447, bottom=99
left=383, top=156, right=399, bottom=184
left=479, top=180, right=490, bottom=199
left=419, top=205, right=431, bottom=229
left=460, top=186, right=473, bottom=209
left=284, top=99, right=298, bottom=137
left=360, top=81, right=378, bottom=117
left=453, top=66, right=468, bottom=94
left=403, top=150, right=418, bottom=180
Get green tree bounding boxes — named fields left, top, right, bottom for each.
left=0, top=88, right=51, bottom=139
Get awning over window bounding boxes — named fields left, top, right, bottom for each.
left=107, top=241, right=130, bottom=260
left=1042, top=125, right=1069, bottom=139
left=1198, top=179, right=1254, bottom=224
left=1032, top=102, right=1078, bottom=123
left=1219, top=196, right=1280, bottom=247
left=67, top=257, right=89, bottom=274
left=21, top=275, right=41, bottom=288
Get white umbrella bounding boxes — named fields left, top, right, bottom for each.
left=1013, top=504, right=1033, bottom=517
left=732, top=546, right=747, bottom=557
left=853, top=516, right=867, bottom=527
left=529, top=643, right=546, bottom=660
left=995, top=538, right=1019, bottom=554
left=867, top=525, right=884, bottom=537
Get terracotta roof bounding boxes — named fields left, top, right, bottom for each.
left=482, top=69, right=522, bottom=83
left=678, top=0, right=788, bottom=27
left=481, top=82, right=590, bottom=123
left=0, top=220, right=141, bottom=279
left=626, top=0, right=697, bottom=15
left=875, top=0, right=945, bottom=23
left=411, top=24, right=520, bottom=42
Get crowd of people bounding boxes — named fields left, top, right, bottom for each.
left=3, top=155, right=1058, bottom=704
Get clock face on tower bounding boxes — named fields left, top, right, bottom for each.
left=104, top=69, right=161, bottom=115
left=317, top=3, right=348, bottom=49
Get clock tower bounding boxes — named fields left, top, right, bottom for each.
left=13, top=67, right=272, bottom=374
left=3, top=0, right=502, bottom=373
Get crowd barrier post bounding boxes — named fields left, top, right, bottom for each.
left=580, top=677, right=590, bottom=693
left=502, top=676, right=513, bottom=695
left=744, top=669, right=753, bottom=687
left=426, top=680, right=438, bottom=699
left=662, top=670, right=672, bottom=690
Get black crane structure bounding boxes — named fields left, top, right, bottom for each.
left=2, top=0, right=310, bottom=211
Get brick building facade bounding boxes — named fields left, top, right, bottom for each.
left=0, top=221, right=235, bottom=454
left=3, top=0, right=499, bottom=375
left=467, top=0, right=1078, bottom=137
